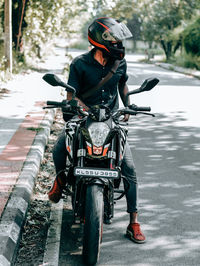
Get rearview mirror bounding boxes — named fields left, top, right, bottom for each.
left=139, top=78, right=159, bottom=92
left=43, top=73, right=63, bottom=87
left=125, top=77, right=159, bottom=106
left=42, top=73, right=76, bottom=94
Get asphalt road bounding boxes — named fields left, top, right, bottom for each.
left=58, top=55, right=200, bottom=265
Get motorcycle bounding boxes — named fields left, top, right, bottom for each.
left=43, top=73, right=159, bottom=265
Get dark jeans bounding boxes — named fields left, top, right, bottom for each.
left=53, top=130, right=138, bottom=213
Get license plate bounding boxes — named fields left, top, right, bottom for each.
left=74, top=167, right=119, bottom=178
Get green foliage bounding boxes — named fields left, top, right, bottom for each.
left=86, top=0, right=135, bottom=20
left=0, top=0, right=89, bottom=78
left=138, top=0, right=199, bottom=60
left=0, top=44, right=12, bottom=81
left=23, top=0, right=87, bottom=59
left=1, top=0, right=200, bottom=72
left=102, top=0, right=135, bottom=21
left=1, top=0, right=88, bottom=64
left=88, top=0, right=199, bottom=60
left=174, top=52, right=200, bottom=70
left=182, top=17, right=200, bottom=56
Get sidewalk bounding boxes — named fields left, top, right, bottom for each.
left=0, top=46, right=65, bottom=265
left=155, top=62, right=200, bottom=80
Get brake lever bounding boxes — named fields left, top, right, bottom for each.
left=135, top=112, right=155, bottom=117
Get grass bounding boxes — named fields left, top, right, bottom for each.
left=26, top=127, right=44, bottom=132
left=179, top=54, right=200, bottom=70
left=170, top=52, right=200, bottom=70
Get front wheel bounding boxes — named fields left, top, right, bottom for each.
left=82, top=184, right=104, bottom=265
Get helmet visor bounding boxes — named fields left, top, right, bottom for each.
left=102, top=22, right=132, bottom=42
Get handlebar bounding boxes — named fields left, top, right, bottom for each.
left=44, top=100, right=89, bottom=117
left=43, top=100, right=71, bottom=111
left=122, top=110, right=137, bottom=115
left=43, top=100, right=154, bottom=119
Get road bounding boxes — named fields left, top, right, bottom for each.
left=58, top=53, right=200, bottom=265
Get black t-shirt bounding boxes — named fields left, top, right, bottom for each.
left=67, top=48, right=128, bottom=111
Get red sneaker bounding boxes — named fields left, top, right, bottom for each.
left=48, top=175, right=66, bottom=203
left=126, top=223, right=146, bottom=244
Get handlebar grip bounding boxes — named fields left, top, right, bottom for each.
left=46, top=101, right=63, bottom=106
left=136, top=106, right=151, bottom=112
left=129, top=104, right=151, bottom=112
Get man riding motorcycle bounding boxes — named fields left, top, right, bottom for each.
left=48, top=17, right=146, bottom=244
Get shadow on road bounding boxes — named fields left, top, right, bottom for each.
left=101, top=112, right=200, bottom=265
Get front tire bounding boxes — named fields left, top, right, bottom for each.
left=82, top=184, right=104, bottom=265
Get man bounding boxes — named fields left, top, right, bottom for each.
left=48, top=17, right=145, bottom=243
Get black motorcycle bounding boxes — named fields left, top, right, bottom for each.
left=43, top=73, right=159, bottom=265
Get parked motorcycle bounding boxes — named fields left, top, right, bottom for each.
left=43, top=73, right=159, bottom=265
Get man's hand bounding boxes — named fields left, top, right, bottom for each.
left=67, top=92, right=89, bottom=111
left=122, top=114, right=130, bottom=122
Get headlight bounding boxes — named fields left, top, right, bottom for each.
left=88, top=122, right=110, bottom=147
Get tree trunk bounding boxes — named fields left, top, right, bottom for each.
left=4, top=0, right=12, bottom=72
left=133, top=39, right=137, bottom=52
left=16, top=0, right=26, bottom=52
left=173, top=39, right=182, bottom=54
left=160, top=39, right=173, bottom=61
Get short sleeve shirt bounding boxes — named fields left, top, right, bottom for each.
left=67, top=48, right=128, bottom=111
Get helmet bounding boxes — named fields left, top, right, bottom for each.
left=88, top=17, right=132, bottom=60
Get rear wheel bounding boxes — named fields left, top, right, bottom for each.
left=82, top=184, right=104, bottom=265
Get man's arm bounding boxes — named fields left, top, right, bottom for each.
left=119, top=82, right=130, bottom=122
left=67, top=92, right=89, bottom=111
left=119, top=83, right=130, bottom=106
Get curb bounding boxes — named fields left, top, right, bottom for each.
left=43, top=199, right=63, bottom=266
left=155, top=62, right=200, bottom=80
left=0, top=108, right=55, bottom=266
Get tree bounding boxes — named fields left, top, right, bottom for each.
left=102, top=0, right=135, bottom=20
left=183, top=17, right=200, bottom=56
left=139, top=0, right=199, bottom=60
left=0, top=0, right=4, bottom=38
left=127, top=14, right=142, bottom=51
left=88, top=0, right=199, bottom=59
left=1, top=0, right=88, bottom=63
left=4, top=0, right=12, bottom=72
left=22, top=0, right=88, bottom=59
left=12, top=0, right=28, bottom=53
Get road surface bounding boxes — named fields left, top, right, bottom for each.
left=58, top=53, right=200, bottom=266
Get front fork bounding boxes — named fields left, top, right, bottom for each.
left=73, top=131, right=85, bottom=223
left=104, top=137, right=118, bottom=222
